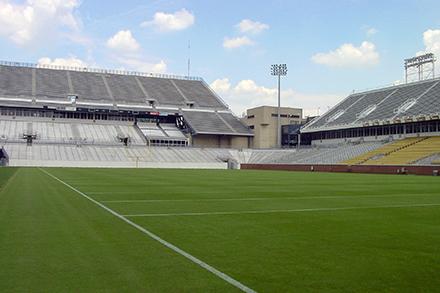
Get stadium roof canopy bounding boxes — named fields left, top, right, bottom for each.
left=302, top=78, right=440, bottom=133
left=0, top=61, right=252, bottom=136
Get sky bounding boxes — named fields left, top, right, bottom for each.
left=1, top=0, right=440, bottom=117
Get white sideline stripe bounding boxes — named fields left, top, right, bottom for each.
left=38, top=168, right=256, bottom=293
left=122, top=203, right=440, bottom=218
left=88, top=190, right=225, bottom=195
left=101, top=193, right=439, bottom=204
left=87, top=191, right=151, bottom=195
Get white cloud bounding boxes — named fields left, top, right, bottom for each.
left=412, top=29, right=440, bottom=80
left=223, top=36, right=254, bottom=49
left=366, top=27, right=378, bottom=37
left=107, top=30, right=140, bottom=52
left=0, top=0, right=81, bottom=46
left=312, top=41, right=380, bottom=68
left=237, top=19, right=269, bottom=35
left=419, top=29, right=440, bottom=58
left=106, top=29, right=166, bottom=73
left=210, top=78, right=341, bottom=117
left=210, top=78, right=231, bottom=93
left=112, top=56, right=167, bottom=74
left=141, top=9, right=194, bottom=32
left=38, top=56, right=88, bottom=68
left=362, top=25, right=378, bottom=37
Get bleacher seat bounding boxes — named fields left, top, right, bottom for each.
left=303, top=79, right=440, bottom=133
left=342, top=137, right=440, bottom=165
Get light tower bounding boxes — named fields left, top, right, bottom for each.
left=404, top=53, right=436, bottom=83
left=271, top=64, right=288, bottom=148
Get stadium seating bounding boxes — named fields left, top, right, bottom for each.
left=0, top=118, right=146, bottom=146
left=182, top=111, right=251, bottom=135
left=103, top=74, right=146, bottom=104
left=329, top=89, right=396, bottom=126
left=0, top=64, right=227, bottom=109
left=172, top=79, right=226, bottom=108
left=248, top=142, right=383, bottom=164
left=36, top=68, right=70, bottom=99
left=137, top=77, right=187, bottom=106
left=406, top=82, right=440, bottom=116
left=136, top=122, right=188, bottom=146
left=0, top=66, right=33, bottom=97
left=0, top=63, right=252, bottom=138
left=342, top=137, right=440, bottom=165
left=306, top=93, right=365, bottom=128
left=303, top=79, right=440, bottom=132
left=366, top=137, right=440, bottom=165
left=138, top=123, right=168, bottom=138
left=2, top=143, right=241, bottom=168
left=160, top=124, right=188, bottom=138
left=70, top=71, right=113, bottom=102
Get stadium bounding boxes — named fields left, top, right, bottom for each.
left=1, top=3, right=440, bottom=292
left=1, top=61, right=440, bottom=171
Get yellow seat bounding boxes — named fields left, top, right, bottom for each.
left=342, top=137, right=440, bottom=165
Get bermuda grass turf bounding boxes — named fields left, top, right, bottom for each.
left=1, top=168, right=439, bottom=292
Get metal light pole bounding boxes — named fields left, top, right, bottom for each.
left=271, top=64, right=288, bottom=148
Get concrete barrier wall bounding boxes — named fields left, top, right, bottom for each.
left=241, top=163, right=440, bottom=176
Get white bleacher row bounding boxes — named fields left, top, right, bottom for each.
left=2, top=140, right=385, bottom=168
left=414, top=153, right=440, bottom=165
left=247, top=142, right=384, bottom=164
left=0, top=119, right=145, bottom=145
left=76, top=123, right=145, bottom=144
left=160, top=124, right=187, bottom=138
left=137, top=122, right=187, bottom=139
left=3, top=143, right=238, bottom=168
left=138, top=123, right=163, bottom=138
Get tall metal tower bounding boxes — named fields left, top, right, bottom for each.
left=270, top=64, right=288, bottom=148
left=404, top=53, right=436, bottom=83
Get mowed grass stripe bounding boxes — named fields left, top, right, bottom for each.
left=0, top=167, right=18, bottom=192
left=39, top=168, right=257, bottom=293
left=58, top=168, right=440, bottom=201
left=100, top=193, right=440, bottom=203
left=0, top=168, right=244, bottom=292
left=102, top=193, right=440, bottom=217
left=122, top=203, right=440, bottom=217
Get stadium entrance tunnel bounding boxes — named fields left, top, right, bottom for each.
left=0, top=147, right=9, bottom=166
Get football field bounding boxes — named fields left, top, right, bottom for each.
left=1, top=167, right=440, bottom=292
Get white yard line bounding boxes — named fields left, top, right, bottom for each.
left=86, top=191, right=151, bottom=195
left=122, top=203, right=440, bottom=218
left=87, top=190, right=226, bottom=195
left=39, top=168, right=256, bottom=293
left=101, top=193, right=439, bottom=204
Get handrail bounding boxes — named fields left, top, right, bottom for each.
left=0, top=60, right=202, bottom=81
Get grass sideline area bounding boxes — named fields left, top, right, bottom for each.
left=0, top=168, right=439, bottom=292
left=0, top=167, right=17, bottom=189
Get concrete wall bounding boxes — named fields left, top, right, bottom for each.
left=230, top=136, right=250, bottom=149
left=241, top=163, right=440, bottom=176
left=192, top=135, right=224, bottom=148
left=192, top=134, right=250, bottom=148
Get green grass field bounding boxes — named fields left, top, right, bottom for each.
left=1, top=168, right=440, bottom=292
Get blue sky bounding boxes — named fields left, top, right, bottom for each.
left=1, top=0, right=440, bottom=116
